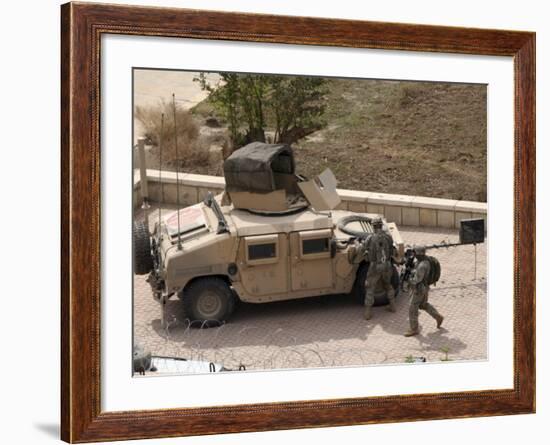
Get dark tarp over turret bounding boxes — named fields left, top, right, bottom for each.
left=223, top=142, right=295, bottom=193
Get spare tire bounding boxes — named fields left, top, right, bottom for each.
left=337, top=215, right=373, bottom=239
left=133, top=220, right=153, bottom=275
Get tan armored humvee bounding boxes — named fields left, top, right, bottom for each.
left=134, top=142, right=404, bottom=325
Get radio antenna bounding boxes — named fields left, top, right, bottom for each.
left=172, top=94, right=182, bottom=250
left=158, top=113, right=164, bottom=233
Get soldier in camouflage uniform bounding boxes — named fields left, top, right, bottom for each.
left=363, top=217, right=396, bottom=320
left=404, top=245, right=444, bottom=337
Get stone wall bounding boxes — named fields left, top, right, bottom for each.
left=134, top=169, right=487, bottom=229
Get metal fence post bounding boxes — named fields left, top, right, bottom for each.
left=137, top=137, right=150, bottom=209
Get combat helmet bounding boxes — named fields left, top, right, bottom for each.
left=371, top=216, right=383, bottom=228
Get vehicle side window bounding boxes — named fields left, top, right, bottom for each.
left=244, top=234, right=279, bottom=265
left=302, top=238, right=329, bottom=255
left=248, top=243, right=276, bottom=260
left=299, top=229, right=332, bottom=259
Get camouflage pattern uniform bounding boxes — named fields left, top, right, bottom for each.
left=404, top=246, right=443, bottom=336
left=364, top=218, right=396, bottom=320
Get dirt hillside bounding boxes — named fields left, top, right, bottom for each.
left=191, top=78, right=487, bottom=201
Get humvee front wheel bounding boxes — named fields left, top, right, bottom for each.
left=182, top=278, right=235, bottom=327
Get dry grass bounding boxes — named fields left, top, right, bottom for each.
left=135, top=101, right=209, bottom=168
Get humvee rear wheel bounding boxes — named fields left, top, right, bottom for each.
left=133, top=220, right=153, bottom=275
left=182, top=278, right=235, bottom=327
left=351, top=263, right=400, bottom=306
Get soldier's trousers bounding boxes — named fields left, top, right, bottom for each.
left=364, top=263, right=395, bottom=307
left=408, top=285, right=442, bottom=331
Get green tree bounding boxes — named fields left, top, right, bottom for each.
left=196, top=73, right=326, bottom=147
left=267, top=75, right=326, bottom=144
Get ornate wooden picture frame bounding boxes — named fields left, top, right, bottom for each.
left=61, top=2, right=535, bottom=442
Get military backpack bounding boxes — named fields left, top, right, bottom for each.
left=424, top=256, right=441, bottom=286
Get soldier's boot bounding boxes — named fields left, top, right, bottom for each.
left=364, top=305, right=372, bottom=320
left=386, top=298, right=396, bottom=313
left=425, top=303, right=444, bottom=328
left=404, top=329, right=419, bottom=337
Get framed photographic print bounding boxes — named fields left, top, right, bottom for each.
left=61, top=2, right=535, bottom=442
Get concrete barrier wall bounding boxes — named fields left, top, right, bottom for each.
left=134, top=169, right=487, bottom=229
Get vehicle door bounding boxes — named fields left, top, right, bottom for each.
left=238, top=233, right=289, bottom=297
left=289, top=229, right=334, bottom=292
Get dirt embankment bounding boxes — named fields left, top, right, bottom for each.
left=192, top=78, right=487, bottom=201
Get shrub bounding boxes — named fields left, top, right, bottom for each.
left=135, top=101, right=208, bottom=168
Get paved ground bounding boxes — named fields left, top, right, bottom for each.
left=134, top=207, right=486, bottom=373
